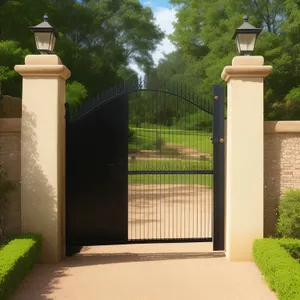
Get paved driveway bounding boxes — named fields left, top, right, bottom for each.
left=129, top=184, right=212, bottom=240
left=10, top=243, right=277, bottom=300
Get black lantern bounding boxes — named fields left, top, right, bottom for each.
left=29, top=14, right=57, bottom=54
left=233, top=16, right=263, bottom=55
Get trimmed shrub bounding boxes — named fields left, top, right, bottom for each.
left=280, top=239, right=300, bottom=262
left=66, top=81, right=88, bottom=109
left=0, top=234, right=42, bottom=300
left=173, top=111, right=213, bottom=131
left=276, top=189, right=300, bottom=239
left=155, top=135, right=165, bottom=152
left=253, top=238, right=300, bottom=300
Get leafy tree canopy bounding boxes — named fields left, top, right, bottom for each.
left=0, top=0, right=164, bottom=105
left=1, top=0, right=299, bottom=121
left=151, top=0, right=300, bottom=120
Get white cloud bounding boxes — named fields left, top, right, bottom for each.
left=129, top=63, right=144, bottom=77
left=154, top=7, right=176, bottom=36
left=152, top=7, right=177, bottom=65
left=129, top=6, right=177, bottom=77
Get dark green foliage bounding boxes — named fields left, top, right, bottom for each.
left=0, top=0, right=164, bottom=103
left=173, top=111, right=213, bottom=131
left=155, top=134, right=165, bottom=152
left=253, top=238, right=300, bottom=300
left=1, top=0, right=300, bottom=122
left=128, top=130, right=156, bottom=151
left=276, top=189, right=300, bottom=239
left=0, top=234, right=42, bottom=300
left=160, top=0, right=300, bottom=121
left=129, top=92, right=188, bottom=128
left=0, top=41, right=30, bottom=97
left=66, top=81, right=88, bottom=109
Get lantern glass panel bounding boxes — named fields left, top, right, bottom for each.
left=34, top=32, right=52, bottom=52
left=236, top=33, right=256, bottom=53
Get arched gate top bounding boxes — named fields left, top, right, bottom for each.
left=67, top=77, right=214, bottom=122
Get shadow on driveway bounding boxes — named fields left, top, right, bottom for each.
left=9, top=249, right=224, bottom=300
left=63, top=250, right=225, bottom=267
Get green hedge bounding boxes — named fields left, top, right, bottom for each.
left=0, top=234, right=42, bottom=300
left=276, top=188, right=300, bottom=239
left=253, top=238, right=300, bottom=300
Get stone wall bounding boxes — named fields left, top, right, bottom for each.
left=264, top=121, right=300, bottom=236
left=0, top=95, right=22, bottom=118
left=0, top=118, right=21, bottom=238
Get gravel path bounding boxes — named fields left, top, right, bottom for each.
left=131, top=142, right=212, bottom=160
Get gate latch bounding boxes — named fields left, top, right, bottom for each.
left=210, top=137, right=225, bottom=144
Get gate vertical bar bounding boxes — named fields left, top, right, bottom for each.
left=124, top=80, right=130, bottom=241
left=213, top=84, right=225, bottom=251
left=65, top=102, right=70, bottom=254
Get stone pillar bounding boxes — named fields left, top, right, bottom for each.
left=221, top=56, right=272, bottom=261
left=15, top=55, right=70, bottom=263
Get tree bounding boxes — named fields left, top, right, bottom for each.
left=0, top=40, right=30, bottom=96
left=166, top=0, right=300, bottom=120
left=66, top=81, right=88, bottom=109
left=0, top=0, right=164, bottom=105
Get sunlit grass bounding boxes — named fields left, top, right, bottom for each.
left=128, top=159, right=212, bottom=171
left=128, top=174, right=213, bottom=188
left=129, top=126, right=213, bottom=153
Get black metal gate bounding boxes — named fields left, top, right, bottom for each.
left=66, top=78, right=224, bottom=250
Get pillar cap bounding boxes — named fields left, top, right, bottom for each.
left=264, top=121, right=300, bottom=133
left=15, top=54, right=71, bottom=80
left=221, top=56, right=272, bottom=82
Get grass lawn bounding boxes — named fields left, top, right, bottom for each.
left=128, top=159, right=212, bottom=172
left=129, top=126, right=213, bottom=153
left=128, top=173, right=213, bottom=187
left=128, top=126, right=213, bottom=188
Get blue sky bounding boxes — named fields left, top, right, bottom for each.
left=143, top=0, right=172, bottom=9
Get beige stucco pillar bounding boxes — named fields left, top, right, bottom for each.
left=221, top=56, right=272, bottom=261
left=15, top=55, right=70, bottom=263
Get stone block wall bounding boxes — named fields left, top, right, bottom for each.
left=0, top=95, right=22, bottom=118
left=264, top=121, right=300, bottom=236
